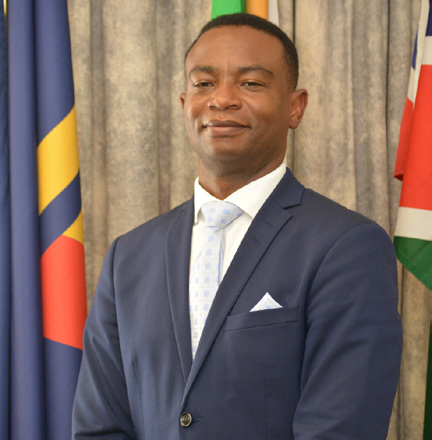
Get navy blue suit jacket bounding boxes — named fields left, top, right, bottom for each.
left=72, top=168, right=402, bottom=439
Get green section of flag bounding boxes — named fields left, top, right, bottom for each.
left=424, top=324, right=432, bottom=440
left=394, top=236, right=432, bottom=290
left=211, top=0, right=245, bottom=19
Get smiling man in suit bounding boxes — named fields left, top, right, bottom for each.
left=72, top=13, right=402, bottom=440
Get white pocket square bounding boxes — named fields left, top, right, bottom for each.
left=250, top=292, right=282, bottom=312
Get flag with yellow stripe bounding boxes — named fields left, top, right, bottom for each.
left=211, top=0, right=279, bottom=24
left=7, top=0, right=87, bottom=438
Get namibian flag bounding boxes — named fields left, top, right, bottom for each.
left=211, top=0, right=279, bottom=24
left=394, top=0, right=432, bottom=437
left=394, top=0, right=432, bottom=291
left=3, top=0, right=87, bottom=439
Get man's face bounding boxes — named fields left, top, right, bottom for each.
left=181, top=25, right=306, bottom=181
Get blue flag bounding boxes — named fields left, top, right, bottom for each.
left=7, top=0, right=87, bottom=438
left=0, top=2, right=10, bottom=438
left=8, top=0, right=46, bottom=437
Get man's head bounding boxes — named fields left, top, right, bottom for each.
left=185, top=13, right=299, bottom=89
left=180, top=14, right=308, bottom=197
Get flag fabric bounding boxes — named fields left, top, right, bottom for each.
left=393, top=0, right=432, bottom=438
left=246, top=0, right=279, bottom=24
left=393, top=0, right=432, bottom=290
left=7, top=0, right=87, bottom=439
left=0, top=2, right=10, bottom=438
left=211, top=0, right=279, bottom=25
left=246, top=0, right=268, bottom=18
left=211, top=0, right=244, bottom=18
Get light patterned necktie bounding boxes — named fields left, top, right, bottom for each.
left=189, top=201, right=243, bottom=358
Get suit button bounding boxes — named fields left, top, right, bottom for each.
left=180, top=412, right=193, bottom=427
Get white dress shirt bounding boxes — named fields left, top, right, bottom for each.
left=190, top=163, right=286, bottom=280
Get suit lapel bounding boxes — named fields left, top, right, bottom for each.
left=182, top=169, right=304, bottom=403
left=166, top=199, right=194, bottom=383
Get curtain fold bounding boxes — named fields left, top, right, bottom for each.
left=68, top=1, right=431, bottom=438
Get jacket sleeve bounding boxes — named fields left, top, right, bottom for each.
left=292, top=222, right=402, bottom=439
left=72, top=238, right=135, bottom=439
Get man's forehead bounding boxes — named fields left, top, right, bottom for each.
left=185, top=26, right=284, bottom=68
left=199, top=24, right=266, bottom=38
left=193, top=25, right=276, bottom=47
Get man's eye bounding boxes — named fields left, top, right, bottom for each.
left=194, top=81, right=213, bottom=88
left=242, top=81, right=263, bottom=88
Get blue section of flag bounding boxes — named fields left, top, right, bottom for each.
left=39, top=172, right=82, bottom=254
left=44, top=339, right=83, bottom=439
left=35, top=0, right=75, bottom=143
left=412, top=34, right=418, bottom=69
left=427, top=1, right=432, bottom=36
left=8, top=0, right=47, bottom=438
left=0, top=2, right=10, bottom=437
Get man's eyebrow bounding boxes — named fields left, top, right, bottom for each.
left=237, top=65, right=274, bottom=76
left=188, top=66, right=217, bottom=78
left=187, top=65, right=274, bottom=78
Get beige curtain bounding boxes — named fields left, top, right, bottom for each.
left=68, top=0, right=431, bottom=438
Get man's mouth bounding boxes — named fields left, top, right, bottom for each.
left=203, top=119, right=248, bottom=135
left=205, top=119, right=246, bottom=127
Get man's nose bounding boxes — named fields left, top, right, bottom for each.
left=208, top=83, right=241, bottom=110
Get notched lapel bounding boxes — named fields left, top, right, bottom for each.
left=166, top=199, right=194, bottom=383
left=182, top=170, right=304, bottom=402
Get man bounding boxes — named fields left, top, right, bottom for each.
left=72, top=13, right=402, bottom=439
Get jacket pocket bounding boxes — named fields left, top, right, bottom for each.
left=224, top=306, right=298, bottom=332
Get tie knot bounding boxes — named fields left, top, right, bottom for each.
left=201, top=201, right=243, bottom=229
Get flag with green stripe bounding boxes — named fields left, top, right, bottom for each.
left=394, top=1, right=432, bottom=438
left=211, top=0, right=244, bottom=19
left=211, top=1, right=279, bottom=25
left=393, top=0, right=432, bottom=291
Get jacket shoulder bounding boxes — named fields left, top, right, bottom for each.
left=115, top=198, right=192, bottom=249
left=303, top=188, right=383, bottom=230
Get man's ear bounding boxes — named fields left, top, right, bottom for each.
left=289, top=89, right=308, bottom=129
left=180, top=93, right=186, bottom=109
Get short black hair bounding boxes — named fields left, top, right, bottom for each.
left=184, top=13, right=299, bottom=88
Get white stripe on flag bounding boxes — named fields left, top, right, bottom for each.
left=406, top=37, right=432, bottom=107
left=394, top=206, right=432, bottom=240
left=423, top=36, right=432, bottom=65
left=407, top=66, right=416, bottom=102
left=410, top=0, right=431, bottom=102
left=416, top=0, right=430, bottom=65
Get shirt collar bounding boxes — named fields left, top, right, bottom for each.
left=193, top=163, right=286, bottom=223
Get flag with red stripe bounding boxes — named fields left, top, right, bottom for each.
left=394, top=1, right=432, bottom=437
left=394, top=0, right=432, bottom=290
left=8, top=0, right=87, bottom=438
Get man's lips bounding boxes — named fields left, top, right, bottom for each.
left=203, top=119, right=248, bottom=135
left=205, top=119, right=246, bottom=127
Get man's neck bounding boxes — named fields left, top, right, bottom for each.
left=197, top=162, right=284, bottom=200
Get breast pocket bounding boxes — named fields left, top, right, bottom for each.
left=218, top=305, right=303, bottom=438
left=223, top=306, right=299, bottom=332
